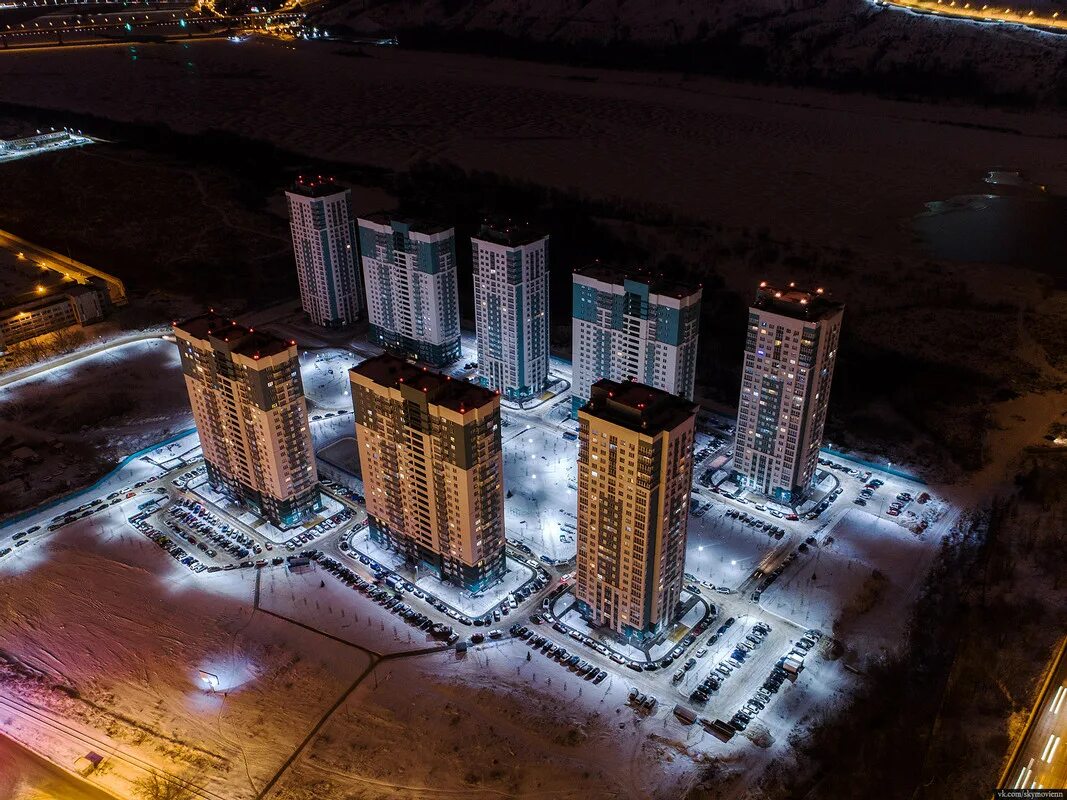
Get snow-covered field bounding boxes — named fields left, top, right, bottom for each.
left=0, top=517, right=368, bottom=800
left=760, top=509, right=944, bottom=663
left=268, top=642, right=703, bottom=800
left=0, top=337, right=191, bottom=518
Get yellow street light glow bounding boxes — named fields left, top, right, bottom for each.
left=35, top=285, right=45, bottom=294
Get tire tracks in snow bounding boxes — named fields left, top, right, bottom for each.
left=249, top=567, right=458, bottom=799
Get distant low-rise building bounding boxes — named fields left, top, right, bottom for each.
left=0, top=279, right=109, bottom=352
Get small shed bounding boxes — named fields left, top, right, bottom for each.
left=74, top=751, right=104, bottom=775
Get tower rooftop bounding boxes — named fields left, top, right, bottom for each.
left=582, top=379, right=697, bottom=435
left=288, top=175, right=348, bottom=198
left=474, top=219, right=547, bottom=248
left=752, top=281, right=843, bottom=322
left=352, top=354, right=498, bottom=413
left=357, top=213, right=454, bottom=237
left=173, top=312, right=294, bottom=360
left=573, top=263, right=701, bottom=301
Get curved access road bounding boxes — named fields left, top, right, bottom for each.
left=0, top=329, right=170, bottom=390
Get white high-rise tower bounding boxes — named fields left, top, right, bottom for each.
left=571, top=266, right=702, bottom=417
left=472, top=222, right=550, bottom=402
left=357, top=215, right=461, bottom=367
left=285, top=177, right=363, bottom=328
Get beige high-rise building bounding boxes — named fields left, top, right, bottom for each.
left=350, top=354, right=505, bottom=592
left=576, top=379, right=697, bottom=642
left=734, top=282, right=844, bottom=505
left=174, top=312, right=320, bottom=529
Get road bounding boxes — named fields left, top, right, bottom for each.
left=1001, top=636, right=1067, bottom=790
left=0, top=330, right=169, bottom=390
left=0, top=733, right=117, bottom=800
left=0, top=9, right=303, bottom=50
left=0, top=228, right=127, bottom=306
left=872, top=0, right=1067, bottom=34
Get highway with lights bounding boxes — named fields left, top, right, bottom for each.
left=1001, top=636, right=1067, bottom=791
left=871, top=0, right=1067, bottom=34
left=0, top=2, right=302, bottom=49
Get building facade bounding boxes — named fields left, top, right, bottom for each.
left=575, top=379, right=697, bottom=643
left=734, top=282, right=844, bottom=505
left=285, top=177, right=364, bottom=328
left=471, top=222, right=550, bottom=402
left=174, top=313, right=321, bottom=529
left=571, top=266, right=702, bottom=417
left=357, top=215, right=461, bottom=367
left=0, top=280, right=109, bottom=352
left=351, top=354, right=505, bottom=592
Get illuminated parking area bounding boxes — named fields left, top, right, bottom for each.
left=0, top=129, right=95, bottom=163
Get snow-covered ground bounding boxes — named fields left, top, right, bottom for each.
left=267, top=642, right=703, bottom=800
left=501, top=421, right=578, bottom=562
left=298, top=348, right=362, bottom=412
left=0, top=336, right=191, bottom=520
left=760, top=508, right=946, bottom=664
left=0, top=321, right=966, bottom=799
left=0, top=516, right=369, bottom=800
left=685, top=505, right=777, bottom=589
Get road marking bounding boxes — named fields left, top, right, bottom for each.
left=1052, top=684, right=1066, bottom=715
left=1014, top=758, right=1033, bottom=789
left=1040, top=733, right=1059, bottom=763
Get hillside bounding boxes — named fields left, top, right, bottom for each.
left=316, top=0, right=1067, bottom=104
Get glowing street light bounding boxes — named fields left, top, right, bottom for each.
left=198, top=669, right=220, bottom=691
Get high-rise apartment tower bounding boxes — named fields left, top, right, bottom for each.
left=472, top=221, right=550, bottom=402
left=350, top=354, right=505, bottom=591
left=575, top=379, right=697, bottom=642
left=357, top=215, right=461, bottom=367
left=285, top=177, right=363, bottom=327
left=174, top=312, right=320, bottom=529
left=734, top=282, right=844, bottom=504
left=571, top=266, right=701, bottom=416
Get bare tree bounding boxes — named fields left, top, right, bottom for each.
left=133, top=769, right=206, bottom=800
